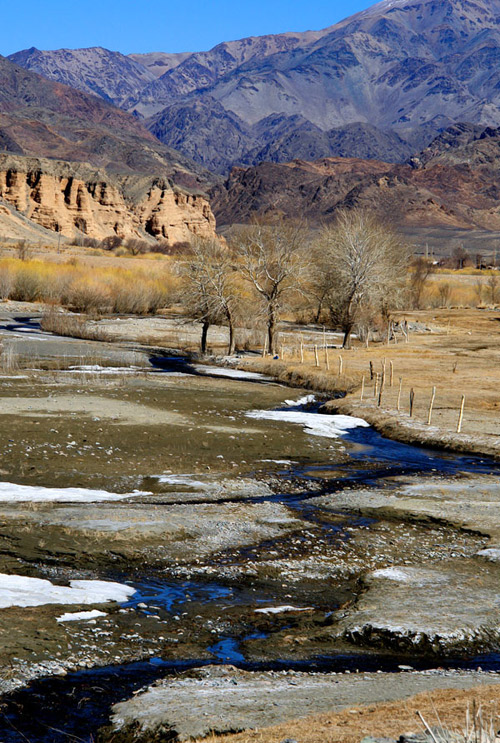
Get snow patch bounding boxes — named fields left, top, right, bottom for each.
left=246, top=409, right=369, bottom=439
left=0, top=574, right=135, bottom=609
left=157, top=474, right=209, bottom=490
left=477, top=548, right=500, bottom=562
left=194, top=365, right=269, bottom=381
left=0, top=482, right=148, bottom=503
left=62, top=365, right=148, bottom=375
left=57, top=609, right=107, bottom=622
left=371, top=567, right=448, bottom=585
left=284, top=394, right=316, bottom=407
left=255, top=605, right=314, bottom=614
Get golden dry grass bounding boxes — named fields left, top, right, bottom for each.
left=204, top=685, right=500, bottom=743
left=0, top=257, right=179, bottom=313
left=240, top=308, right=500, bottom=445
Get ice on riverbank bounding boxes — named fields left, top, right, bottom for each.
left=255, top=605, right=314, bottom=614
left=57, top=609, right=108, bottom=622
left=156, top=474, right=210, bottom=490
left=0, top=575, right=135, bottom=608
left=246, top=408, right=369, bottom=438
left=0, top=482, right=148, bottom=503
left=284, top=394, right=316, bottom=407
left=194, top=366, right=269, bottom=381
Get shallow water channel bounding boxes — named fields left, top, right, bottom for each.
left=0, top=339, right=498, bottom=740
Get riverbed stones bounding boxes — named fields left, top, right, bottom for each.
left=336, top=562, right=500, bottom=654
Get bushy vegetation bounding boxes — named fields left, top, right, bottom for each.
left=0, top=257, right=176, bottom=314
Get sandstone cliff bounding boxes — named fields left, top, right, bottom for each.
left=0, top=154, right=216, bottom=244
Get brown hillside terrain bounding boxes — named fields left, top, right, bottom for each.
left=0, top=55, right=213, bottom=189
left=210, top=154, right=500, bottom=229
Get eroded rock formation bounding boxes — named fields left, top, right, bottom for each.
left=0, top=154, right=216, bottom=244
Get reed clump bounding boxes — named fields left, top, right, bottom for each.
left=0, top=257, right=177, bottom=314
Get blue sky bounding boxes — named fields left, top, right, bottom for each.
left=1, top=0, right=376, bottom=56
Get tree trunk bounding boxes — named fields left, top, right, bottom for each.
left=342, top=324, right=353, bottom=349
left=267, top=309, right=276, bottom=355
left=201, top=321, right=209, bottom=354
left=227, top=321, right=235, bottom=355
left=342, top=293, right=356, bottom=349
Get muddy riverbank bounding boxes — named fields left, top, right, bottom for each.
left=2, top=308, right=500, bottom=741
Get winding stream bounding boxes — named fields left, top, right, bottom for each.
left=0, top=337, right=498, bottom=741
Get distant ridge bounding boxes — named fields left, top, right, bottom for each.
left=10, top=0, right=500, bottom=172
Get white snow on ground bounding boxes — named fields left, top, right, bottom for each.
left=246, top=409, right=369, bottom=439
left=372, top=567, right=417, bottom=582
left=157, top=474, right=209, bottom=489
left=477, top=548, right=500, bottom=561
left=285, top=394, right=316, bottom=407
left=194, top=365, right=269, bottom=381
left=371, top=567, right=448, bottom=585
left=57, top=609, right=107, bottom=622
left=255, top=606, right=314, bottom=614
left=0, top=482, right=148, bottom=503
left=0, top=575, right=135, bottom=609
left=260, top=459, right=296, bottom=465
left=62, top=365, right=147, bottom=375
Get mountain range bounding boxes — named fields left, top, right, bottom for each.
left=4, top=0, right=500, bottom=240
left=10, top=0, right=500, bottom=173
left=210, top=122, right=500, bottom=231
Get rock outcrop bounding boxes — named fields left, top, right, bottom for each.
left=210, top=146, right=500, bottom=230
left=0, top=154, right=216, bottom=244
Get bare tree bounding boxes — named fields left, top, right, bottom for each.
left=409, top=257, right=435, bottom=309
left=180, top=237, right=237, bottom=355
left=451, top=245, right=470, bottom=270
left=437, top=281, right=452, bottom=307
left=474, top=277, right=485, bottom=306
left=318, top=210, right=409, bottom=348
left=488, top=272, right=499, bottom=305
left=231, top=220, right=309, bottom=354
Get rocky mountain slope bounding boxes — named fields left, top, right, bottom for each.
left=210, top=124, right=500, bottom=230
left=0, top=153, right=215, bottom=244
left=11, top=0, right=500, bottom=172
left=0, top=54, right=213, bottom=190
left=0, top=56, right=218, bottom=243
left=8, top=47, right=156, bottom=106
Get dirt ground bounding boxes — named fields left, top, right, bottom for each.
left=206, top=683, right=500, bottom=743
left=234, top=309, right=500, bottom=456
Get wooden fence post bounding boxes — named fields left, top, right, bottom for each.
left=397, top=377, right=403, bottom=411
left=300, top=339, right=304, bottom=364
left=409, top=388, right=415, bottom=417
left=360, top=375, right=365, bottom=401
left=374, top=372, right=380, bottom=398
left=338, top=355, right=343, bottom=376
left=390, top=361, right=394, bottom=387
left=369, top=361, right=374, bottom=380
left=314, top=345, right=319, bottom=367
left=457, top=395, right=465, bottom=433
left=427, top=386, right=436, bottom=426
left=262, top=335, right=268, bottom=357
left=325, top=346, right=330, bottom=371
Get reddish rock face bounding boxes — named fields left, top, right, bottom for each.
left=210, top=137, right=500, bottom=231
